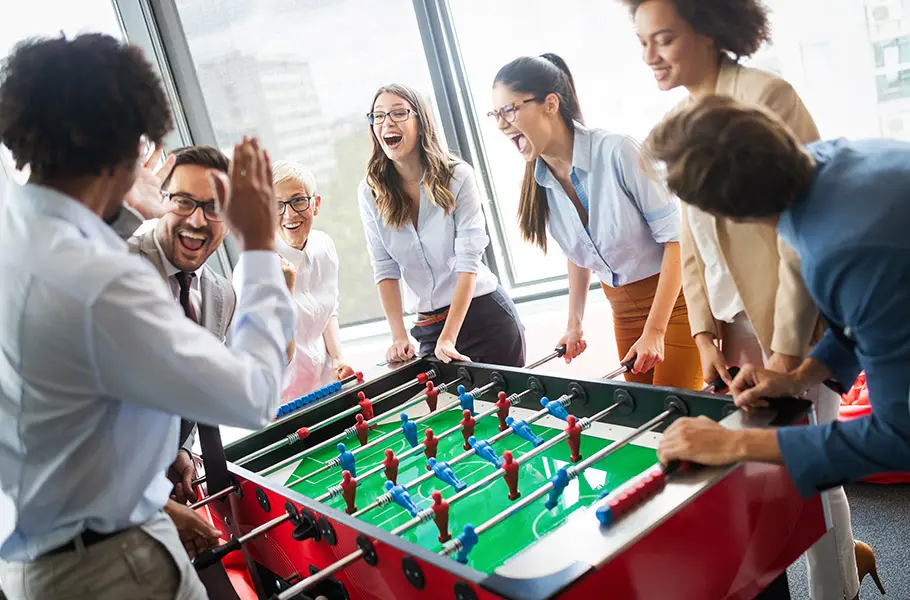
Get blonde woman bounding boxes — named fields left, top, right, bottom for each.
left=236, top=160, right=353, bottom=402
left=357, top=84, right=525, bottom=366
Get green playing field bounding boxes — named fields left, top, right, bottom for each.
left=284, top=405, right=657, bottom=574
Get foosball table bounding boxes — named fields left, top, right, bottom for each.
left=190, top=352, right=826, bottom=600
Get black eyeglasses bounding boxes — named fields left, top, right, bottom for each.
left=487, top=97, right=542, bottom=124
left=161, top=191, right=222, bottom=222
left=277, top=196, right=313, bottom=216
left=367, top=108, right=417, bottom=125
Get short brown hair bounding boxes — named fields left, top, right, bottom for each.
left=160, top=145, right=228, bottom=189
left=623, top=0, right=771, bottom=60
left=643, top=95, right=815, bottom=219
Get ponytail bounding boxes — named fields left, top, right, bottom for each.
left=493, top=53, right=583, bottom=251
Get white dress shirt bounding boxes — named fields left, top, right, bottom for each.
left=534, top=122, right=680, bottom=288
left=234, top=231, right=338, bottom=402
left=0, top=182, right=295, bottom=561
left=686, top=206, right=745, bottom=323
left=357, top=161, right=498, bottom=314
left=153, top=231, right=202, bottom=317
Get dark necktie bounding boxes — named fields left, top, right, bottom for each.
left=175, top=271, right=198, bottom=323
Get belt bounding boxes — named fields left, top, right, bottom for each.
left=414, top=308, right=448, bottom=327
left=43, top=529, right=122, bottom=557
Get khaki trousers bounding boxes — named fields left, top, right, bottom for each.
left=0, top=512, right=207, bottom=600
left=602, top=273, right=703, bottom=390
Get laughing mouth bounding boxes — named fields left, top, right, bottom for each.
left=284, top=222, right=303, bottom=231
left=383, top=134, right=403, bottom=149
left=510, top=133, right=528, bottom=153
left=178, top=230, right=207, bottom=252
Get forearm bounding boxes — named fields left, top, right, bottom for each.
left=377, top=279, right=409, bottom=341
left=644, top=242, right=682, bottom=335
left=322, top=315, right=344, bottom=361
left=439, top=272, right=477, bottom=343
left=734, top=428, right=784, bottom=463
left=566, top=260, right=591, bottom=330
left=793, top=357, right=833, bottom=390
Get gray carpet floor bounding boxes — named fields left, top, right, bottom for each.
left=787, top=483, right=910, bottom=599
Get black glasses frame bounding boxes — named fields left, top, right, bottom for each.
left=161, top=191, right=222, bottom=222
left=277, top=196, right=313, bottom=216
left=367, top=108, right=417, bottom=125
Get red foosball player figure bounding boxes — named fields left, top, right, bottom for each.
left=495, top=391, right=511, bottom=432
left=502, top=450, right=520, bottom=500
left=340, top=471, right=357, bottom=515
left=357, top=392, right=376, bottom=428
left=459, top=410, right=476, bottom=451
left=423, top=428, right=439, bottom=468
left=431, top=490, right=451, bottom=543
left=382, top=448, right=400, bottom=485
left=424, top=381, right=439, bottom=412
left=354, top=413, right=370, bottom=446
left=565, top=415, right=583, bottom=463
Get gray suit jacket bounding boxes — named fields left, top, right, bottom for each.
left=125, top=219, right=236, bottom=453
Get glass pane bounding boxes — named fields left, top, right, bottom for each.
left=0, top=0, right=122, bottom=182
left=449, top=0, right=901, bottom=287
left=448, top=0, right=685, bottom=287
left=175, top=0, right=440, bottom=326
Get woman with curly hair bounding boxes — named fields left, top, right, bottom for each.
left=627, top=1, right=871, bottom=597
left=357, top=84, right=525, bottom=366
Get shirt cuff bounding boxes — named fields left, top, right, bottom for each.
left=372, top=258, right=401, bottom=283
left=236, top=251, right=284, bottom=285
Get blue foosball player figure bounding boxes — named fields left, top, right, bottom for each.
left=400, top=413, right=418, bottom=447
left=545, top=466, right=570, bottom=510
left=337, top=443, right=356, bottom=477
left=540, top=396, right=569, bottom=421
left=455, top=524, right=479, bottom=564
left=385, top=480, right=420, bottom=517
left=456, top=384, right=475, bottom=416
left=505, top=416, right=544, bottom=447
left=468, top=436, right=503, bottom=468
left=427, top=457, right=467, bottom=491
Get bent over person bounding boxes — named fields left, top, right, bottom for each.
left=647, top=95, right=910, bottom=509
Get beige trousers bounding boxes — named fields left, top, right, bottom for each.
left=0, top=511, right=207, bottom=600
left=721, top=313, right=859, bottom=600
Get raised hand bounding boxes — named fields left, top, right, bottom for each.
left=124, top=145, right=177, bottom=219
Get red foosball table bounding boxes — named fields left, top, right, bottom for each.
left=190, top=354, right=825, bottom=600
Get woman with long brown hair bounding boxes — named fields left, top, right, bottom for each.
left=490, top=54, right=701, bottom=390
left=358, top=84, right=525, bottom=366
left=628, top=0, right=871, bottom=597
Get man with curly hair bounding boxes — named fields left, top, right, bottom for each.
left=649, top=94, right=910, bottom=599
left=0, top=34, right=295, bottom=599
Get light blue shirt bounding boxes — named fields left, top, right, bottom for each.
left=774, top=138, right=910, bottom=498
left=534, top=122, right=680, bottom=287
left=357, top=161, right=498, bottom=314
left=0, top=182, right=296, bottom=561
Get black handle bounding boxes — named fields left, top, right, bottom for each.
left=621, top=359, right=636, bottom=373
left=703, top=366, right=741, bottom=394
left=193, top=537, right=240, bottom=571
left=554, top=344, right=568, bottom=357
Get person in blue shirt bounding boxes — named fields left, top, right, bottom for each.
left=490, top=55, right=701, bottom=389
left=358, top=83, right=525, bottom=367
left=647, top=95, right=910, bottom=503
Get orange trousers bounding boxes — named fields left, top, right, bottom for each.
left=602, top=274, right=702, bottom=390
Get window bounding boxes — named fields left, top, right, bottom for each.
left=447, top=0, right=686, bottom=290
left=0, top=0, right=123, bottom=183
left=174, top=0, right=442, bottom=326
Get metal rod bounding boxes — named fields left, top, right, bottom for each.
left=240, top=513, right=290, bottom=544
left=525, top=345, right=566, bottom=370
left=351, top=388, right=537, bottom=517
left=602, top=361, right=633, bottom=380
left=188, top=484, right=236, bottom=510
left=283, top=378, right=462, bottom=487
left=440, top=408, right=675, bottom=557
left=391, top=399, right=625, bottom=536
left=276, top=383, right=619, bottom=597
left=259, top=373, right=438, bottom=477
left=275, top=549, right=365, bottom=600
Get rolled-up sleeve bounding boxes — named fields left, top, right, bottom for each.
left=357, top=181, right=401, bottom=283
left=450, top=164, right=490, bottom=274
left=808, top=330, right=862, bottom=392
left=613, top=136, right=680, bottom=244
